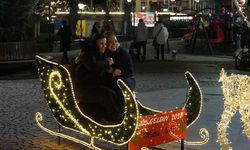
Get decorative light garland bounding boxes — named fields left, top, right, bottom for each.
left=35, top=55, right=140, bottom=147
left=217, top=69, right=250, bottom=150
left=234, top=0, right=250, bottom=27
left=183, top=72, right=209, bottom=145
left=184, top=128, right=209, bottom=145
left=35, top=55, right=209, bottom=148
left=35, top=112, right=101, bottom=150
left=49, top=70, right=87, bottom=133
left=184, top=72, right=203, bottom=128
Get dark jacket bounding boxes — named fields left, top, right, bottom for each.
left=74, top=49, right=122, bottom=124
left=75, top=49, right=110, bottom=88
left=103, top=47, right=134, bottom=114
left=91, top=27, right=100, bottom=37
left=58, top=25, right=72, bottom=52
left=107, top=47, right=134, bottom=79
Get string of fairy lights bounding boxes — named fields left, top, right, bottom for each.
left=35, top=55, right=140, bottom=148
left=217, top=1, right=250, bottom=149
left=183, top=72, right=209, bottom=145
left=234, top=0, right=250, bottom=27
left=35, top=55, right=210, bottom=148
left=217, top=69, right=250, bottom=150
left=35, top=112, right=101, bottom=150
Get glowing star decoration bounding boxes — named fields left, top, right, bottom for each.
left=35, top=55, right=209, bottom=149
left=217, top=69, right=250, bottom=150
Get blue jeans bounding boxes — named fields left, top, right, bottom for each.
left=123, top=76, right=136, bottom=90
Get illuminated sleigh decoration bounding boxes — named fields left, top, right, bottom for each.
left=35, top=55, right=209, bottom=149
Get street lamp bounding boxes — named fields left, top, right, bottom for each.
left=78, top=3, right=84, bottom=10
left=78, top=3, right=85, bottom=39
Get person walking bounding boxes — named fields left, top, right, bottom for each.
left=153, top=21, right=169, bottom=60
left=58, top=20, right=72, bottom=64
left=135, top=18, right=148, bottom=62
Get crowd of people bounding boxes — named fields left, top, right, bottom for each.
left=57, top=19, right=170, bottom=64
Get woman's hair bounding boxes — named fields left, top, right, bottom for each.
left=79, top=37, right=92, bottom=54
left=91, top=34, right=106, bottom=51
left=93, top=22, right=99, bottom=28
left=106, top=33, right=116, bottom=42
left=106, top=34, right=120, bottom=48
left=92, top=34, right=106, bottom=45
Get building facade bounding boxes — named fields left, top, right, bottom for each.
left=51, top=0, right=216, bottom=37
left=130, top=0, right=215, bottom=12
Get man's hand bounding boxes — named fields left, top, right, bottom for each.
left=113, top=69, right=122, bottom=77
left=74, top=56, right=81, bottom=64
left=107, top=57, right=114, bottom=65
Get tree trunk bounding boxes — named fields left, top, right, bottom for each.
left=69, top=0, right=78, bottom=37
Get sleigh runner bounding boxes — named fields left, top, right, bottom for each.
left=35, top=55, right=209, bottom=149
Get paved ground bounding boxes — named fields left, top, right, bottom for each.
left=1, top=39, right=250, bottom=149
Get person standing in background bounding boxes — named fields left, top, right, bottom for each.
left=58, top=20, right=72, bottom=64
left=152, top=21, right=159, bottom=49
left=101, top=20, right=113, bottom=36
left=153, top=21, right=169, bottom=61
left=91, top=22, right=101, bottom=38
left=233, top=16, right=243, bottom=50
left=240, top=19, right=248, bottom=49
left=135, top=18, right=148, bottom=62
